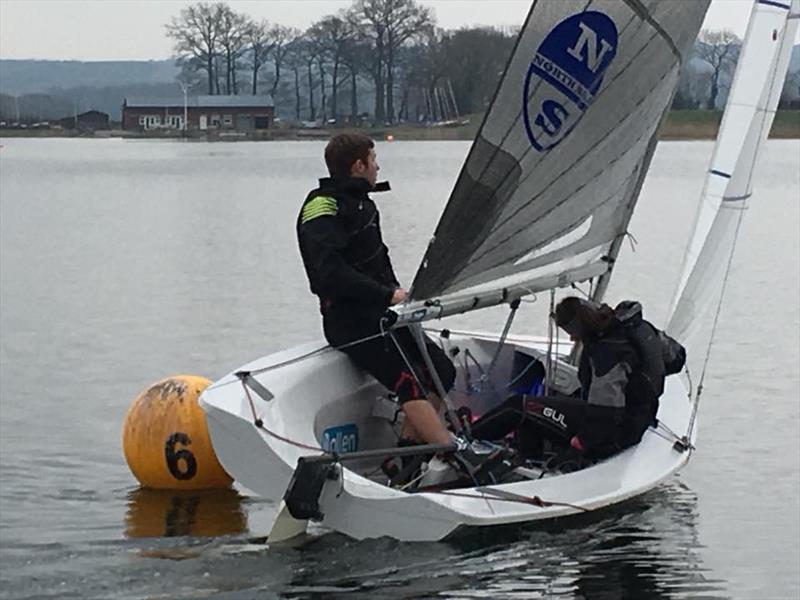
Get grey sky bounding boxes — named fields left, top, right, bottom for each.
left=0, top=0, right=767, bottom=61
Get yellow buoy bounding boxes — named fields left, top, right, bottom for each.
left=122, top=375, right=232, bottom=490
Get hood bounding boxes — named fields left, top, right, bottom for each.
left=614, top=300, right=643, bottom=328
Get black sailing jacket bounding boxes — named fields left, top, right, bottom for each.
left=297, top=176, right=399, bottom=344
left=576, top=301, right=664, bottom=456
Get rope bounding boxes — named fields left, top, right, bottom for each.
left=240, top=379, right=324, bottom=453
left=625, top=230, right=638, bottom=252
left=429, top=489, right=590, bottom=512
left=656, top=419, right=682, bottom=443
left=242, top=331, right=388, bottom=379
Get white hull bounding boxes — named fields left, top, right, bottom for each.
left=200, top=331, right=695, bottom=542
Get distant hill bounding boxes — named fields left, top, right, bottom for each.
left=0, top=59, right=179, bottom=95
left=0, top=59, right=182, bottom=121
left=0, top=60, right=184, bottom=121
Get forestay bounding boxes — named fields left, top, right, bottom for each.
left=406, top=0, right=710, bottom=316
left=667, top=0, right=799, bottom=383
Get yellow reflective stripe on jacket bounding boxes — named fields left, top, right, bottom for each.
left=301, top=196, right=338, bottom=224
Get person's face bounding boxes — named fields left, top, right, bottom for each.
left=351, top=148, right=379, bottom=187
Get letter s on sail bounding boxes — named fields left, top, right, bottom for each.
left=534, top=100, right=570, bottom=137
left=524, top=11, right=618, bottom=152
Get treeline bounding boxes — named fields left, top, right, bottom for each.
left=167, top=1, right=800, bottom=125
left=166, top=0, right=517, bottom=124
left=2, top=1, right=799, bottom=126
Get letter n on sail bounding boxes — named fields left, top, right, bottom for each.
left=524, top=11, right=618, bottom=152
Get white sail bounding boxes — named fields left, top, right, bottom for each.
left=403, top=1, right=709, bottom=320
left=667, top=0, right=798, bottom=382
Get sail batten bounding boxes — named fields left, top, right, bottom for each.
left=409, top=1, right=710, bottom=305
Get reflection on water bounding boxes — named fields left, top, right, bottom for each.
left=275, top=482, right=727, bottom=599
left=124, top=487, right=248, bottom=539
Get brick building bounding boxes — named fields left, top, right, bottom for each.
left=122, top=95, right=274, bottom=131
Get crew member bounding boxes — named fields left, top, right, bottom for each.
left=554, top=297, right=671, bottom=458
left=296, top=132, right=455, bottom=447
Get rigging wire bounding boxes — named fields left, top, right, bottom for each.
left=544, top=289, right=556, bottom=395
left=239, top=378, right=324, bottom=453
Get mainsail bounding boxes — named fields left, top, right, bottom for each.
left=667, top=0, right=799, bottom=383
left=406, top=0, right=710, bottom=317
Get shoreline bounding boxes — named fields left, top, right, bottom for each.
left=2, top=110, right=798, bottom=141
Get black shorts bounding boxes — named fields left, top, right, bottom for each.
left=336, top=327, right=456, bottom=404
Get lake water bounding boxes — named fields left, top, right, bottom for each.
left=0, top=138, right=798, bottom=599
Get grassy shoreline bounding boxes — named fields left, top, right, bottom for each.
left=2, top=110, right=798, bottom=141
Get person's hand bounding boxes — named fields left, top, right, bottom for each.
left=390, top=287, right=408, bottom=305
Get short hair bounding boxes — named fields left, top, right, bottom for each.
left=324, top=132, right=374, bottom=178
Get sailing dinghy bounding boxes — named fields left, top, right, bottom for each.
left=200, top=0, right=797, bottom=542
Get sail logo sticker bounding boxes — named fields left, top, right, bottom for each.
left=322, top=423, right=359, bottom=453
left=523, top=11, right=618, bottom=152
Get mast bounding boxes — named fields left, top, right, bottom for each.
left=436, top=86, right=446, bottom=122
left=447, top=79, right=460, bottom=119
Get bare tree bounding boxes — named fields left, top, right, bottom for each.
left=339, top=34, right=372, bottom=122
left=284, top=39, right=306, bottom=120
left=217, top=6, right=249, bottom=94
left=166, top=2, right=225, bottom=95
left=383, top=0, right=433, bottom=123
left=353, top=0, right=433, bottom=123
left=697, top=29, right=740, bottom=110
left=268, top=25, right=301, bottom=100
left=352, top=0, right=388, bottom=122
left=308, top=14, right=357, bottom=124
left=393, top=44, right=423, bottom=122
left=301, top=38, right=319, bottom=121
left=245, top=19, right=276, bottom=95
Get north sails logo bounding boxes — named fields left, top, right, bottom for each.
left=524, top=11, right=618, bottom=152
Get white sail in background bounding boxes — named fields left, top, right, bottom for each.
left=406, top=1, right=709, bottom=313
left=667, top=0, right=798, bottom=381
